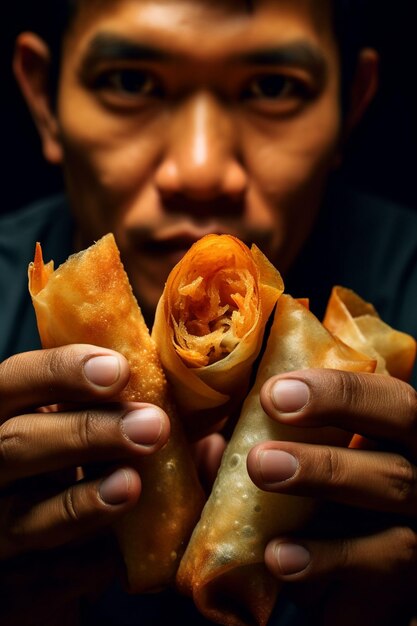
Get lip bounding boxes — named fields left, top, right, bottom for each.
left=130, top=222, right=251, bottom=257
left=153, top=222, right=240, bottom=243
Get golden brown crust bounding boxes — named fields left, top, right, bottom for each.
left=177, top=294, right=377, bottom=626
left=323, top=285, right=417, bottom=381
left=152, top=234, right=283, bottom=438
left=28, top=234, right=205, bottom=592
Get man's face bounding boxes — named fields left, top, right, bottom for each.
left=55, top=0, right=342, bottom=319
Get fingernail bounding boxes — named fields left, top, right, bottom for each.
left=270, top=380, right=309, bottom=413
left=100, top=469, right=130, bottom=505
left=122, top=407, right=164, bottom=446
left=258, top=450, right=298, bottom=484
left=274, top=542, right=311, bottom=575
left=84, top=355, right=121, bottom=387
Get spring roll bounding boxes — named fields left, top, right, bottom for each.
left=323, top=285, right=416, bottom=382
left=28, top=233, right=205, bottom=593
left=152, top=234, right=283, bottom=438
left=176, top=294, right=376, bottom=626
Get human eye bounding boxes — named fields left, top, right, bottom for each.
left=91, top=67, right=165, bottom=107
left=241, top=73, right=314, bottom=114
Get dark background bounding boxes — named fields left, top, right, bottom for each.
left=0, top=1, right=416, bottom=215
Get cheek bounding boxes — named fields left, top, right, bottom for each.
left=240, top=102, right=341, bottom=268
left=61, top=127, right=162, bottom=197
left=57, top=90, right=165, bottom=198
left=243, top=102, right=341, bottom=202
left=57, top=109, right=164, bottom=241
left=242, top=84, right=341, bottom=195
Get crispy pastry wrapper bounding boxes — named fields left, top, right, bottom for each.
left=323, top=285, right=417, bottom=382
left=152, top=234, right=283, bottom=438
left=28, top=233, right=205, bottom=593
left=176, top=294, right=376, bottom=626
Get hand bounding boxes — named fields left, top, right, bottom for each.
left=0, top=344, right=170, bottom=624
left=247, top=369, right=417, bottom=626
left=192, top=433, right=226, bottom=491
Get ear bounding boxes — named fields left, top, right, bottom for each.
left=344, top=47, right=379, bottom=136
left=13, top=32, right=63, bottom=164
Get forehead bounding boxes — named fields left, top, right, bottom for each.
left=65, top=0, right=336, bottom=52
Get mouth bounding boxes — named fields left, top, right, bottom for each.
left=128, top=221, right=254, bottom=260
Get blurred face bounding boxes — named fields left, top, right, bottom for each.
left=55, top=0, right=342, bottom=319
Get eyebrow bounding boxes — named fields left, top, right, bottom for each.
left=79, top=33, right=171, bottom=75
left=79, top=33, right=327, bottom=80
left=237, top=41, right=327, bottom=76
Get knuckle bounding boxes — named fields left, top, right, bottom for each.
left=310, top=369, right=364, bottom=421
left=0, top=353, right=34, bottom=409
left=335, top=536, right=353, bottom=574
left=0, top=348, right=89, bottom=419
left=43, top=347, right=68, bottom=380
left=319, top=446, right=343, bottom=488
left=60, top=482, right=105, bottom=528
left=61, top=485, right=81, bottom=523
left=72, top=409, right=102, bottom=449
left=394, top=526, right=417, bottom=568
left=0, top=420, right=23, bottom=471
left=402, top=384, right=417, bottom=432
left=333, top=370, right=363, bottom=410
left=389, top=456, right=417, bottom=510
left=70, top=408, right=122, bottom=455
left=0, top=354, right=17, bottom=390
left=41, top=346, right=89, bottom=388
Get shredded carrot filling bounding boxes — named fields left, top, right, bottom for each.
left=172, top=268, right=257, bottom=367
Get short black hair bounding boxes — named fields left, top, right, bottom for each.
left=19, top=0, right=370, bottom=110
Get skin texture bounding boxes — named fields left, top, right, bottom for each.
left=28, top=234, right=206, bottom=593
left=176, top=294, right=377, bottom=626
left=9, top=1, right=417, bottom=625
left=247, top=370, right=417, bottom=626
left=14, top=0, right=372, bottom=321
left=0, top=345, right=170, bottom=624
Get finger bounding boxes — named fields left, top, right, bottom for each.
left=0, top=345, right=131, bottom=420
left=265, top=527, right=417, bottom=626
left=0, top=466, right=141, bottom=559
left=248, top=441, right=417, bottom=517
left=260, top=370, right=417, bottom=451
left=265, top=525, right=417, bottom=584
left=191, top=433, right=226, bottom=490
left=0, top=403, right=170, bottom=487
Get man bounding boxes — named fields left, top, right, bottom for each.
left=2, top=0, right=417, bottom=624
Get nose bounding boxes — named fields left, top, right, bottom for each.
left=154, top=92, right=247, bottom=202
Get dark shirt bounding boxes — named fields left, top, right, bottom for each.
left=2, top=182, right=417, bottom=382
left=1, top=182, right=417, bottom=625
left=286, top=182, right=417, bottom=387
left=0, top=194, right=74, bottom=359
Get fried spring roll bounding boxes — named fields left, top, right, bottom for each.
left=28, top=233, right=205, bottom=593
left=152, top=234, right=283, bottom=438
left=176, top=294, right=376, bottom=626
left=323, top=285, right=416, bottom=381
